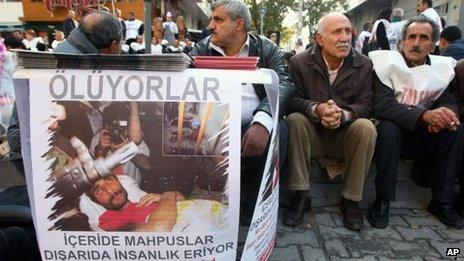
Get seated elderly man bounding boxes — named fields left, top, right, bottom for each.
left=284, top=12, right=376, bottom=231
left=369, top=16, right=464, bottom=229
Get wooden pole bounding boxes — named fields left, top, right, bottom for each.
left=177, top=101, right=185, bottom=153
left=194, top=102, right=213, bottom=155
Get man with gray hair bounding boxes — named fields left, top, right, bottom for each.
left=390, top=7, right=405, bottom=50
left=190, top=0, right=294, bottom=224
left=369, top=15, right=464, bottom=229
left=284, top=12, right=376, bottom=231
left=55, top=10, right=122, bottom=54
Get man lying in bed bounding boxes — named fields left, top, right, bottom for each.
left=85, top=175, right=184, bottom=232
left=81, top=175, right=226, bottom=232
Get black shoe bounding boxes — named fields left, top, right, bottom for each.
left=283, top=192, right=311, bottom=226
left=340, top=198, right=364, bottom=231
left=367, top=200, right=390, bottom=229
left=428, top=200, right=464, bottom=229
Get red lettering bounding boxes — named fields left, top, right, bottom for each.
left=43, top=0, right=104, bottom=13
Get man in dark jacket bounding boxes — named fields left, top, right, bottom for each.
left=439, top=25, right=464, bottom=61
left=190, top=0, right=294, bottom=224
left=284, top=12, right=376, bottom=231
left=450, top=59, right=464, bottom=215
left=369, top=16, right=464, bottom=229
left=62, top=10, right=78, bottom=37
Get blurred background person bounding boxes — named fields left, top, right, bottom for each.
left=355, top=21, right=372, bottom=53
left=293, top=38, right=304, bottom=54
left=151, top=37, right=163, bottom=54
left=62, top=10, right=78, bottom=37
left=51, top=30, right=65, bottom=50
left=124, top=11, right=143, bottom=45
left=176, top=15, right=188, bottom=42
left=390, top=8, right=406, bottom=50
left=163, top=12, right=178, bottom=44
left=368, top=8, right=394, bottom=52
left=22, top=29, right=44, bottom=51
left=152, top=17, right=164, bottom=43
left=439, top=26, right=464, bottom=61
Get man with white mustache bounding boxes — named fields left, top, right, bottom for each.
left=284, top=12, right=376, bottom=231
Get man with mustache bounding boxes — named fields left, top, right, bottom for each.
left=284, top=12, right=376, bottom=231
left=190, top=0, right=294, bottom=225
left=87, top=175, right=184, bottom=231
left=368, top=16, right=464, bottom=229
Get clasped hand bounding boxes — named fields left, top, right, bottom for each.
left=315, top=100, right=343, bottom=129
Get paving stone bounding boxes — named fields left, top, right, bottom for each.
left=323, top=238, right=349, bottom=258
left=340, top=256, right=377, bottom=261
left=402, top=215, right=447, bottom=229
left=429, top=240, right=464, bottom=259
left=387, top=215, right=409, bottom=227
left=379, top=257, right=422, bottom=261
left=389, top=208, right=414, bottom=216
left=319, top=225, right=361, bottom=240
left=388, top=239, right=440, bottom=258
left=301, top=245, right=328, bottom=261
left=395, top=226, right=444, bottom=241
left=277, top=220, right=311, bottom=233
left=331, top=212, right=344, bottom=227
left=434, top=228, right=464, bottom=241
left=361, top=226, right=403, bottom=241
left=275, top=229, right=320, bottom=248
left=315, top=213, right=336, bottom=228
left=343, top=237, right=394, bottom=257
left=269, top=245, right=302, bottom=261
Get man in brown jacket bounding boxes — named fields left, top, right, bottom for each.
left=284, top=12, right=377, bottom=231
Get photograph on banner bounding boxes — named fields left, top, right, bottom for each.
left=42, top=100, right=230, bottom=232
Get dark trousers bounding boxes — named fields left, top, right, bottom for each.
left=375, top=120, right=464, bottom=203
left=240, top=120, right=288, bottom=211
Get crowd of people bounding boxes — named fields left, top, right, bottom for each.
left=0, top=8, right=197, bottom=55
left=1, top=0, right=464, bottom=258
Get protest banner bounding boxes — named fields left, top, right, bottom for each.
left=14, top=68, right=279, bottom=261
left=241, top=71, right=280, bottom=261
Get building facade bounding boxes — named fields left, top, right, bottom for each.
left=0, top=0, right=210, bottom=34
left=347, top=0, right=463, bottom=35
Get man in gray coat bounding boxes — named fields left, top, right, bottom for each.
left=284, top=12, right=376, bottom=231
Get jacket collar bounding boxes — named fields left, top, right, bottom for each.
left=305, top=44, right=365, bottom=68
left=401, top=50, right=431, bottom=67
left=205, top=33, right=264, bottom=67
left=67, top=29, right=99, bottom=54
left=209, top=34, right=250, bottom=56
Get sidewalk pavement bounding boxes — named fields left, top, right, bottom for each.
left=238, top=162, right=464, bottom=261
